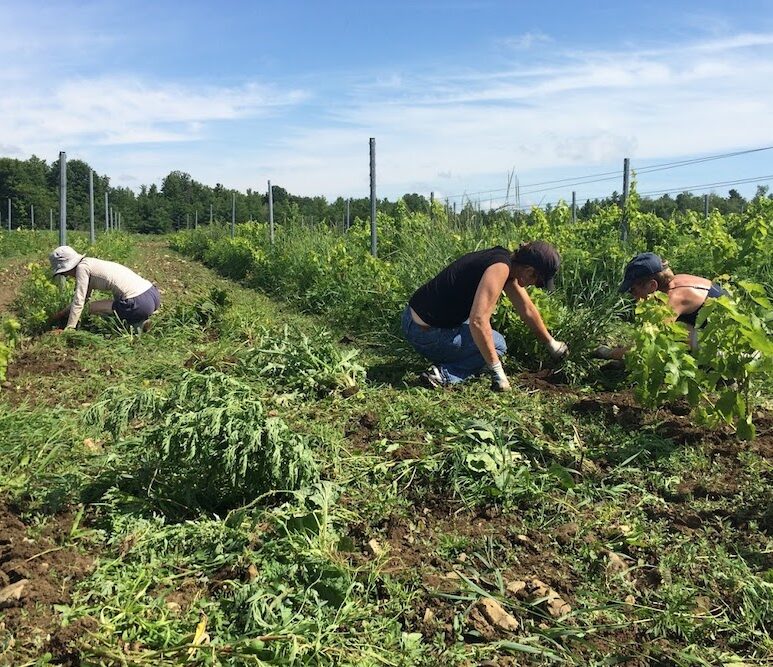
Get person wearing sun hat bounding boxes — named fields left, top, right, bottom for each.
left=594, top=251, right=727, bottom=359
left=402, top=240, right=567, bottom=391
left=48, top=245, right=161, bottom=332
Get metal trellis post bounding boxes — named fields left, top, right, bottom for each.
left=89, top=170, right=95, bottom=243
left=369, top=137, right=377, bottom=257
left=268, top=180, right=274, bottom=245
left=231, top=192, right=235, bottom=238
left=58, top=152, right=67, bottom=246
left=620, top=157, right=630, bottom=241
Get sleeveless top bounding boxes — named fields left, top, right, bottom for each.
left=673, top=284, right=726, bottom=327
left=409, top=247, right=512, bottom=328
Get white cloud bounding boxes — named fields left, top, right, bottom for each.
left=251, top=31, right=773, bottom=201
left=1, top=7, right=772, bottom=203
left=0, top=75, right=308, bottom=152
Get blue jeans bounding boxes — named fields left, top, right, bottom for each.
left=401, top=306, right=507, bottom=384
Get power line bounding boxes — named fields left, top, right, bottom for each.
left=518, top=173, right=623, bottom=197
left=441, top=144, right=773, bottom=202
left=634, top=145, right=773, bottom=175
left=443, top=168, right=623, bottom=201
left=470, top=173, right=772, bottom=209
left=638, top=174, right=773, bottom=197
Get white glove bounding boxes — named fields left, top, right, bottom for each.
left=487, top=361, right=511, bottom=392
left=593, top=345, right=615, bottom=360
left=546, top=338, right=568, bottom=360
left=592, top=345, right=627, bottom=361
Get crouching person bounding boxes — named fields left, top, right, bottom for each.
left=402, top=241, right=568, bottom=391
left=49, top=245, right=161, bottom=333
left=594, top=252, right=728, bottom=360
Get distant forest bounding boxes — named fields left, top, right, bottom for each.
left=1, top=155, right=771, bottom=234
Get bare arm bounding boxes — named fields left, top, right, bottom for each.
left=469, top=263, right=510, bottom=366
left=503, top=280, right=552, bottom=344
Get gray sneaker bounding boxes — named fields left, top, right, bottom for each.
left=420, top=365, right=447, bottom=388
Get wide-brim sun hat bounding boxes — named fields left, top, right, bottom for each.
left=49, top=246, right=85, bottom=277
left=618, top=252, right=663, bottom=293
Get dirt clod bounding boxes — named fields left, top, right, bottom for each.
left=606, top=551, right=633, bottom=581
left=506, top=579, right=527, bottom=596
left=0, top=579, right=29, bottom=607
left=367, top=538, right=385, bottom=557
left=555, top=522, right=579, bottom=545
left=511, top=578, right=572, bottom=618
left=471, top=597, right=519, bottom=635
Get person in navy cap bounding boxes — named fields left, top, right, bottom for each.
left=595, top=252, right=726, bottom=359
left=402, top=240, right=567, bottom=391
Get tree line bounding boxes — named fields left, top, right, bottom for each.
left=0, top=154, right=770, bottom=234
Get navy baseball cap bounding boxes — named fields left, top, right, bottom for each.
left=618, top=252, right=663, bottom=293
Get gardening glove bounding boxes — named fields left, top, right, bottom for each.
left=546, top=338, right=568, bottom=360
left=592, top=345, right=626, bottom=361
left=487, top=361, right=511, bottom=392
left=592, top=344, right=615, bottom=360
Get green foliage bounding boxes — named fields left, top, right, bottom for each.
left=695, top=281, right=773, bottom=438
left=60, top=483, right=409, bottom=665
left=448, top=422, right=538, bottom=505
left=627, top=285, right=773, bottom=438
left=0, top=229, right=59, bottom=258
left=86, top=370, right=320, bottom=511
left=492, top=285, right=628, bottom=383
left=172, top=198, right=772, bottom=362
left=241, top=326, right=366, bottom=397
left=2, top=238, right=772, bottom=665
left=14, top=262, right=72, bottom=333
left=430, top=420, right=553, bottom=508
left=162, top=285, right=232, bottom=331
left=0, top=317, right=20, bottom=383
left=626, top=293, right=701, bottom=406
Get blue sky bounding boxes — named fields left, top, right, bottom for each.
left=2, top=0, right=773, bottom=207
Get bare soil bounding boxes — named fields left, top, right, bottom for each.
left=341, top=375, right=773, bottom=663
left=1, top=348, right=84, bottom=407
left=0, top=501, right=96, bottom=665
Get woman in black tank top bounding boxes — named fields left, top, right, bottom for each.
left=402, top=241, right=568, bottom=391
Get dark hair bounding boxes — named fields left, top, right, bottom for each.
left=510, top=241, right=561, bottom=289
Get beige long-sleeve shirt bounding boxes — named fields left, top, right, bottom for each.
left=66, top=258, right=153, bottom=329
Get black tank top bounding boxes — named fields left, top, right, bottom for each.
left=409, top=246, right=512, bottom=328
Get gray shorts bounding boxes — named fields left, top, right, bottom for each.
left=113, top=285, right=161, bottom=324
